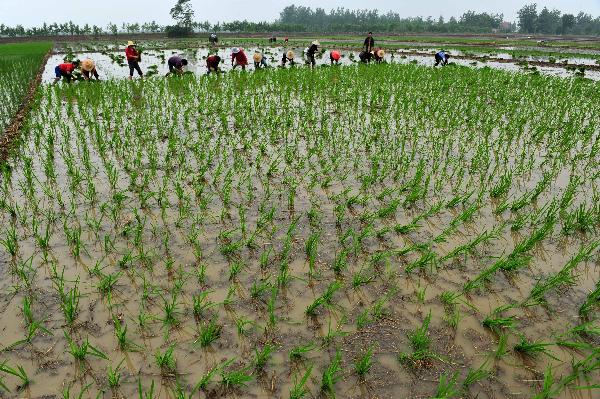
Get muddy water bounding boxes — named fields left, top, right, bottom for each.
left=0, top=62, right=599, bottom=398
left=41, top=47, right=600, bottom=83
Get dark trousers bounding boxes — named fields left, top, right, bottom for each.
left=434, top=55, right=447, bottom=66
left=308, top=54, right=316, bottom=67
left=128, top=60, right=143, bottom=76
left=83, top=69, right=99, bottom=79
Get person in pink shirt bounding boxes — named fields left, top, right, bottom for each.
left=231, top=48, right=248, bottom=71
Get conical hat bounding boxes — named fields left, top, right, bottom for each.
left=253, top=52, right=263, bottom=62
left=331, top=51, right=341, bottom=60
left=127, top=41, right=135, bottom=46
left=81, top=59, right=95, bottom=72
left=377, top=49, right=385, bottom=58
left=286, top=51, right=295, bottom=59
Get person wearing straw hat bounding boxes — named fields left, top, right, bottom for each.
left=373, top=49, right=385, bottom=64
left=125, top=41, right=143, bottom=79
left=253, top=52, right=268, bottom=69
left=434, top=50, right=450, bottom=66
left=329, top=50, right=341, bottom=65
left=306, top=40, right=320, bottom=68
left=281, top=50, right=295, bottom=67
left=166, top=55, right=189, bottom=76
left=52, top=59, right=80, bottom=84
left=81, top=59, right=100, bottom=81
left=206, top=54, right=222, bottom=74
left=231, top=48, right=249, bottom=70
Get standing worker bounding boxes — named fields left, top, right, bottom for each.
left=53, top=60, right=80, bottom=84
left=80, top=59, right=100, bottom=81
left=231, top=48, right=248, bottom=70
left=330, top=50, right=341, bottom=65
left=434, top=50, right=450, bottom=66
left=364, top=32, right=375, bottom=53
left=206, top=54, right=221, bottom=74
left=167, top=55, right=188, bottom=76
left=281, top=50, right=295, bottom=67
left=253, top=52, right=268, bottom=69
left=306, top=40, right=320, bottom=68
left=125, top=41, right=143, bottom=79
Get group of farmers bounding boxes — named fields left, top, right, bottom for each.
left=53, top=33, right=451, bottom=83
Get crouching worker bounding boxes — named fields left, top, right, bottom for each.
left=80, top=59, right=99, bottom=80
left=359, top=51, right=373, bottom=64
left=306, top=41, right=319, bottom=68
left=53, top=60, right=80, bottom=84
left=434, top=51, right=450, bottom=66
left=374, top=49, right=385, bottom=63
left=281, top=51, right=295, bottom=67
left=253, top=52, right=268, bottom=69
left=231, top=48, right=248, bottom=70
left=167, top=55, right=188, bottom=76
left=330, top=50, right=341, bottom=65
left=206, top=54, right=221, bottom=75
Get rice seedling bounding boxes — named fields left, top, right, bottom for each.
left=289, top=365, right=313, bottom=399
left=289, top=341, right=316, bottom=361
left=155, top=344, right=176, bottom=373
left=354, top=347, right=374, bottom=377
left=254, top=343, right=275, bottom=370
left=305, top=281, right=342, bottom=315
left=435, top=372, right=460, bottom=398
left=64, top=331, right=108, bottom=362
left=0, top=362, right=30, bottom=391
left=220, top=364, right=253, bottom=389
left=482, top=304, right=518, bottom=332
left=195, top=318, right=221, bottom=347
left=514, top=335, right=558, bottom=360
left=321, top=350, right=343, bottom=393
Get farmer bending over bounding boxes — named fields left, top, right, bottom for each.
left=307, top=41, right=319, bottom=68
left=167, top=55, right=188, bottom=76
left=206, top=55, right=221, bottom=74
left=281, top=51, right=295, bottom=67
left=330, top=50, right=341, bottom=65
left=359, top=51, right=373, bottom=64
left=434, top=51, right=450, bottom=67
left=231, top=48, right=248, bottom=70
left=81, top=59, right=100, bottom=80
left=374, top=49, right=385, bottom=64
left=125, top=41, right=143, bottom=79
left=253, top=52, right=268, bottom=69
left=53, top=60, right=80, bottom=84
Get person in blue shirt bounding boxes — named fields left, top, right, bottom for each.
left=434, top=51, right=450, bottom=66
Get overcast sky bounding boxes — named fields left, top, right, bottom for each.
left=1, top=0, right=599, bottom=27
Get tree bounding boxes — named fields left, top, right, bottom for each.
left=107, top=23, right=118, bottom=35
left=518, top=3, right=538, bottom=33
left=170, top=0, right=195, bottom=28
left=561, top=14, right=575, bottom=34
left=537, top=7, right=561, bottom=34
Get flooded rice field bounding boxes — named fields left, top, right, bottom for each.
left=42, top=46, right=600, bottom=83
left=1, top=51, right=599, bottom=398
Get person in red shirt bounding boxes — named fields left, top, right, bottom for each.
left=206, top=54, right=221, bottom=75
left=125, top=41, right=143, bottom=79
left=53, top=60, right=80, bottom=84
left=231, top=48, right=248, bottom=71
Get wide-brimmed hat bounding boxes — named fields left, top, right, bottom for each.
left=81, top=59, right=95, bottom=72
left=377, top=49, right=385, bottom=58
left=331, top=50, right=341, bottom=60
left=127, top=41, right=135, bottom=46
left=312, top=40, right=320, bottom=46
left=232, top=47, right=241, bottom=54
left=286, top=50, right=295, bottom=59
left=253, top=52, right=263, bottom=62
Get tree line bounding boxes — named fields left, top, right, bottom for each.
left=1, top=3, right=599, bottom=37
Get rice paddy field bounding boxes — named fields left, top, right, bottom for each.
left=0, top=39, right=599, bottom=399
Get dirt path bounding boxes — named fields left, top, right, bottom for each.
left=0, top=49, right=52, bottom=162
